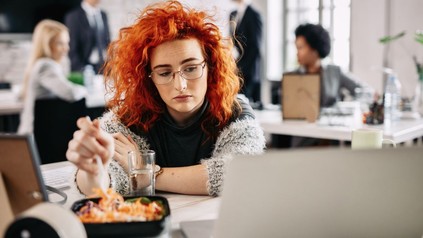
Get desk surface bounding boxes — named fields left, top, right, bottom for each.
left=0, top=86, right=107, bottom=116
left=0, top=101, right=23, bottom=115
left=41, top=162, right=219, bottom=238
left=255, top=109, right=423, bottom=143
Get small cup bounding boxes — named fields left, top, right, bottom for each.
left=127, top=150, right=155, bottom=196
left=351, top=128, right=396, bottom=149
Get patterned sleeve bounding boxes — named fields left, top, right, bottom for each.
left=99, top=111, right=150, bottom=195
left=201, top=117, right=266, bottom=196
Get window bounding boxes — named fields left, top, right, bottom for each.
left=267, top=0, right=351, bottom=80
left=266, top=0, right=283, bottom=81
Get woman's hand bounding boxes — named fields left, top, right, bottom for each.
left=66, top=117, right=114, bottom=174
left=113, top=132, right=138, bottom=172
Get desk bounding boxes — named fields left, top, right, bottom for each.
left=0, top=87, right=108, bottom=132
left=255, top=109, right=423, bottom=144
left=0, top=90, right=107, bottom=116
left=0, top=101, right=23, bottom=116
left=41, top=162, right=220, bottom=238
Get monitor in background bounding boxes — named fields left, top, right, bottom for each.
left=213, top=147, right=423, bottom=238
left=0, top=0, right=81, bottom=41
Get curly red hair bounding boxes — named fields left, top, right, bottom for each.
left=103, top=0, right=241, bottom=134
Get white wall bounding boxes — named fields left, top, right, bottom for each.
left=2, top=0, right=421, bottom=101
left=351, top=0, right=423, bottom=97
left=350, top=0, right=386, bottom=92
left=100, top=0, right=239, bottom=40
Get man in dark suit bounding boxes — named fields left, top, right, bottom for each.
left=65, top=0, right=110, bottom=73
left=230, top=0, right=263, bottom=109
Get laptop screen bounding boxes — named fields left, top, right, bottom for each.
left=0, top=134, right=48, bottom=215
left=214, top=147, right=423, bottom=237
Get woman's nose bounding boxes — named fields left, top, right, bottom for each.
left=173, top=72, right=187, bottom=92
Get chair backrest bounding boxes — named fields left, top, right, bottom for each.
left=34, top=98, right=87, bottom=164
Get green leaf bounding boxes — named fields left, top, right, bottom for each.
left=415, top=32, right=423, bottom=45
left=379, top=31, right=406, bottom=44
left=125, top=197, right=152, bottom=204
left=125, top=197, right=140, bottom=203
left=140, top=197, right=152, bottom=205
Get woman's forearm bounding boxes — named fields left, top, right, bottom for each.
left=155, top=164, right=209, bottom=195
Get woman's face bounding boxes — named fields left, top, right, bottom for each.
left=150, top=38, right=208, bottom=125
left=50, top=31, right=69, bottom=62
left=295, top=35, right=319, bottom=67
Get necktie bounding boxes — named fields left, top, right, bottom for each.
left=93, top=13, right=104, bottom=61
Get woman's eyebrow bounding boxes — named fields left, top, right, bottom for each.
left=180, top=57, right=201, bottom=64
left=152, top=57, right=201, bottom=70
left=152, top=64, right=172, bottom=70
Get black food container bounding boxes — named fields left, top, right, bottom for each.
left=71, top=195, right=171, bottom=238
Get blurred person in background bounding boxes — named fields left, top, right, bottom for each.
left=65, top=0, right=110, bottom=73
left=18, top=19, right=86, bottom=135
left=230, top=0, right=263, bottom=109
left=293, top=23, right=361, bottom=107
left=274, top=23, right=362, bottom=148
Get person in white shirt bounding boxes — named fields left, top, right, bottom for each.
left=18, top=19, right=86, bottom=135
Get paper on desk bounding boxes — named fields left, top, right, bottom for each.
left=41, top=165, right=74, bottom=189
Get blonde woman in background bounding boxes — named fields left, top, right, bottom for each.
left=18, top=19, right=87, bottom=135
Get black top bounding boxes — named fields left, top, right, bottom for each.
left=131, top=98, right=255, bottom=167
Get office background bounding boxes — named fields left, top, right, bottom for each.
left=1, top=0, right=422, bottom=105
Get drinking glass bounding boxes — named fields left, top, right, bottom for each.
left=127, top=150, right=155, bottom=196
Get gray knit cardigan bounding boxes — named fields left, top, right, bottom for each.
left=72, top=110, right=266, bottom=197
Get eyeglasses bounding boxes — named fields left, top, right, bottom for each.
left=149, top=61, right=206, bottom=85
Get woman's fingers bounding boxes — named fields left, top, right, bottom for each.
left=79, top=117, right=114, bottom=161
left=74, top=129, right=109, bottom=158
left=127, top=134, right=138, bottom=147
left=66, top=116, right=114, bottom=174
left=66, top=149, right=98, bottom=174
left=93, top=119, right=114, bottom=150
left=112, top=132, right=135, bottom=172
left=114, top=132, right=136, bottom=150
left=76, top=117, right=100, bottom=137
left=67, top=137, right=93, bottom=158
left=113, top=132, right=130, bottom=144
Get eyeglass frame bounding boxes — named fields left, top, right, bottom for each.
left=149, top=60, right=207, bottom=85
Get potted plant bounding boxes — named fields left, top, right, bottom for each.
left=379, top=31, right=423, bottom=115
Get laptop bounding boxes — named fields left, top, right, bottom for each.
left=281, top=73, right=320, bottom=122
left=182, top=146, right=423, bottom=238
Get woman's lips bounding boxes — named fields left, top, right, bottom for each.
left=174, top=95, right=192, bottom=101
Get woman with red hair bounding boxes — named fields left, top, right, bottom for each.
left=66, top=1, right=265, bottom=196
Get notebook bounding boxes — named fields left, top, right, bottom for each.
left=183, top=146, right=423, bottom=238
left=281, top=73, right=320, bottom=121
